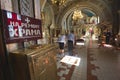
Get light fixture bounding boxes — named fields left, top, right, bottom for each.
left=51, top=0, right=66, bottom=5
left=72, top=10, right=83, bottom=20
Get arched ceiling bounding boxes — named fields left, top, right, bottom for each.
left=82, top=9, right=96, bottom=17
left=47, top=0, right=114, bottom=28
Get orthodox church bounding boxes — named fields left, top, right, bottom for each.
left=0, top=0, right=120, bottom=80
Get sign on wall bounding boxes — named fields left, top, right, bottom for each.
left=2, top=10, right=42, bottom=43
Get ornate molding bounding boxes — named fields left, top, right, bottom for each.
left=20, top=0, right=34, bottom=17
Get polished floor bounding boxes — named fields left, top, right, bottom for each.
left=57, top=38, right=120, bottom=80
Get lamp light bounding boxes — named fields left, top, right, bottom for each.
left=51, top=0, right=66, bottom=5
left=72, top=10, right=83, bottom=20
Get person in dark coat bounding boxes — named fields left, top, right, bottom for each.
left=105, top=30, right=111, bottom=44
left=67, top=30, right=75, bottom=56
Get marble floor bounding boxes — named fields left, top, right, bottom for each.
left=57, top=38, right=120, bottom=80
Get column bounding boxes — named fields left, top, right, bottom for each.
left=0, top=2, right=12, bottom=79
left=34, top=0, right=41, bottom=19
left=118, top=10, right=120, bottom=35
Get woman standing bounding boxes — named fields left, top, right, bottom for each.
left=57, top=33, right=66, bottom=57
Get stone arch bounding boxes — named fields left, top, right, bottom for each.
left=57, top=1, right=112, bottom=32
left=41, top=1, right=55, bottom=38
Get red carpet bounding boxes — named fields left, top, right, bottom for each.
left=57, top=62, right=75, bottom=80
left=87, top=39, right=99, bottom=80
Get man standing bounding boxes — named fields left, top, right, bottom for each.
left=67, top=30, right=75, bottom=56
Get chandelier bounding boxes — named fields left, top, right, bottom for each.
left=72, top=10, right=83, bottom=20
left=51, top=0, right=66, bottom=5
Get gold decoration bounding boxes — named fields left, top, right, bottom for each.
left=51, top=0, right=66, bottom=5
left=72, top=10, right=83, bottom=20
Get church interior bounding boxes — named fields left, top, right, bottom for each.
left=0, top=0, right=120, bottom=80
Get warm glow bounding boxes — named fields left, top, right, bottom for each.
left=97, top=16, right=100, bottom=23
left=72, top=10, right=83, bottom=20
left=104, top=44, right=113, bottom=48
left=60, top=55, right=81, bottom=66
left=76, top=42, right=85, bottom=46
left=51, top=0, right=66, bottom=5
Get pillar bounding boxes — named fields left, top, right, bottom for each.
left=118, top=10, right=120, bottom=35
